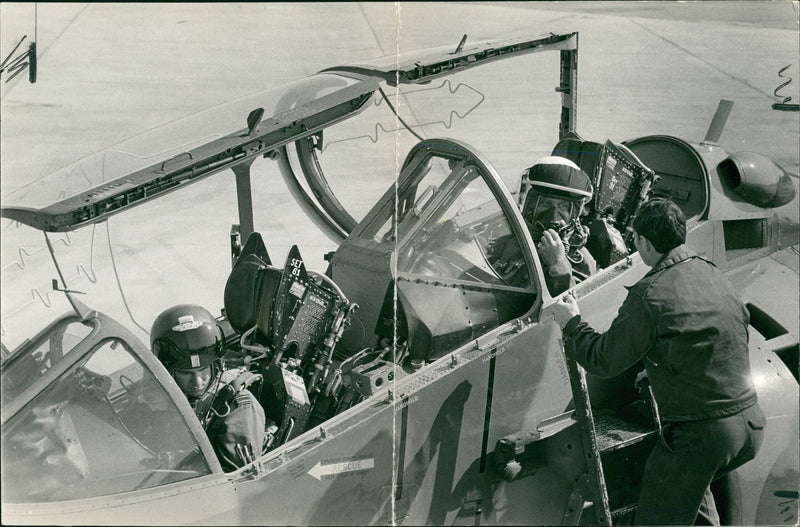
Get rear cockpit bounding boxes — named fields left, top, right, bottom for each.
left=222, top=138, right=541, bottom=447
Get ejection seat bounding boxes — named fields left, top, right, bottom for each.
left=553, top=133, right=709, bottom=225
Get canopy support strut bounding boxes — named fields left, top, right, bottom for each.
left=232, top=161, right=256, bottom=245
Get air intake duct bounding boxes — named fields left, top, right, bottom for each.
left=718, top=152, right=796, bottom=208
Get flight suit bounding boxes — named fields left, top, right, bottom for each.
left=542, top=245, right=595, bottom=296
left=562, top=245, right=765, bottom=525
left=489, top=234, right=595, bottom=295
left=191, top=369, right=267, bottom=472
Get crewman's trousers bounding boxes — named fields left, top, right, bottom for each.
left=634, top=402, right=766, bottom=525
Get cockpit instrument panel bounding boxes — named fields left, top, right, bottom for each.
left=554, top=137, right=657, bottom=268
left=592, top=140, right=652, bottom=228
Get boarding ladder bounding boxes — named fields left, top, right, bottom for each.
left=562, top=356, right=660, bottom=525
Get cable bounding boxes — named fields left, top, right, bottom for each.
left=308, top=269, right=349, bottom=303
left=774, top=64, right=794, bottom=104
left=378, top=86, right=424, bottom=142
left=104, top=221, right=149, bottom=334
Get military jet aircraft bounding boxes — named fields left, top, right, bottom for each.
left=1, top=30, right=798, bottom=526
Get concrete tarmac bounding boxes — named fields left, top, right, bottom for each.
left=2, top=2, right=798, bottom=190
left=1, top=1, right=799, bottom=348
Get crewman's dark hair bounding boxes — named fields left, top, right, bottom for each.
left=632, top=198, right=686, bottom=253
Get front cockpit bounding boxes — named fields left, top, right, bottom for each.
left=330, top=139, right=539, bottom=358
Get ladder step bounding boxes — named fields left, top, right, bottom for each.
left=611, top=503, right=637, bottom=519
left=593, top=409, right=657, bottom=453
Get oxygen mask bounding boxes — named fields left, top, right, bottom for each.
left=523, top=195, right=589, bottom=261
left=524, top=195, right=573, bottom=236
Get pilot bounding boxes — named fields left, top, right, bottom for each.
left=492, top=156, right=596, bottom=295
left=551, top=198, right=765, bottom=525
left=150, top=304, right=269, bottom=471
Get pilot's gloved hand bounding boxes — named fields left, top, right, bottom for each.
left=264, top=422, right=279, bottom=450
left=537, top=228, right=569, bottom=269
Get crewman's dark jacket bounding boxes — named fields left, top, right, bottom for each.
left=563, top=245, right=757, bottom=421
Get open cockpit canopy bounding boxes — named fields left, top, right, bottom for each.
left=1, top=32, right=578, bottom=234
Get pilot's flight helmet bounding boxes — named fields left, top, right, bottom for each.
left=150, top=304, right=224, bottom=372
left=518, top=156, right=593, bottom=226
